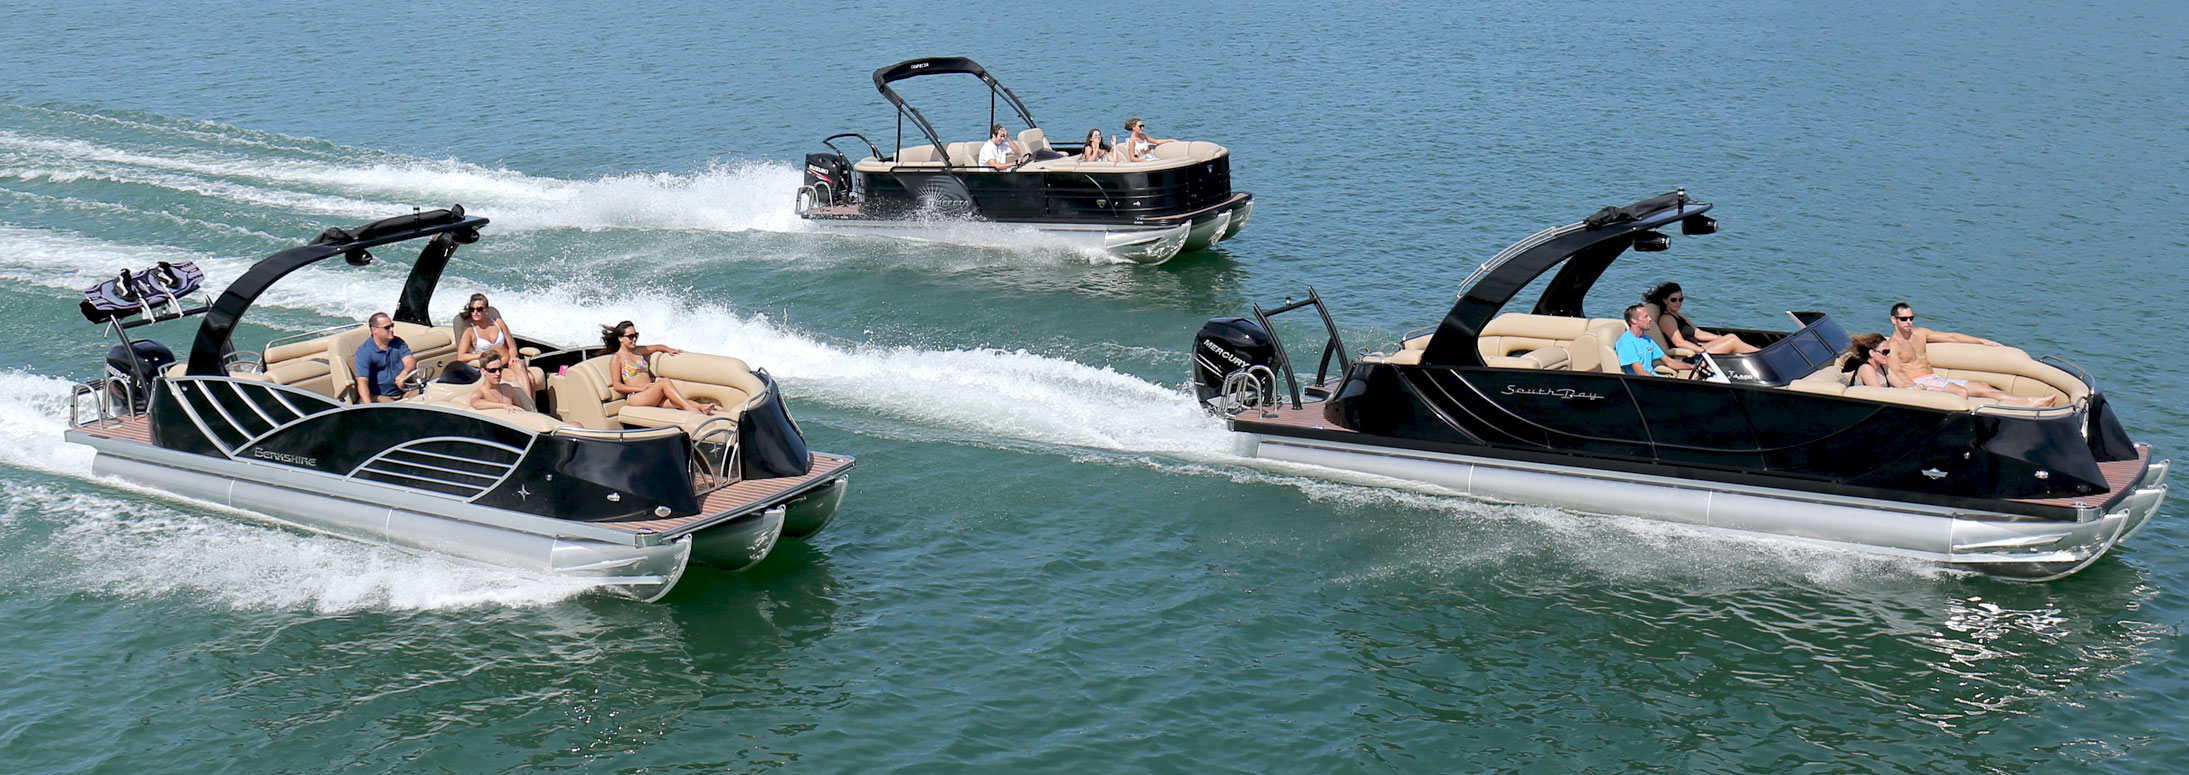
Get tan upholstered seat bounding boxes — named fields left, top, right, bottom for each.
left=1017, top=128, right=1050, bottom=155
left=548, top=351, right=766, bottom=432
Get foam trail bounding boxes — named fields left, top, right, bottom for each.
left=0, top=374, right=586, bottom=610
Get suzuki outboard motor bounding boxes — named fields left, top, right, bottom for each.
left=803, top=152, right=853, bottom=207
left=1191, top=316, right=1276, bottom=408
left=104, top=339, right=174, bottom=413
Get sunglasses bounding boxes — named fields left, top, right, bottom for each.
left=621, top=332, right=639, bottom=339
left=469, top=306, right=487, bottom=313
left=1894, top=315, right=1916, bottom=321
left=484, top=366, right=505, bottom=374
left=373, top=323, right=394, bottom=331
left=1667, top=296, right=1684, bottom=303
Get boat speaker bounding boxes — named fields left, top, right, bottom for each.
left=1633, top=230, right=1671, bottom=252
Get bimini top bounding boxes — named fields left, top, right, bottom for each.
left=1419, top=191, right=1716, bottom=368
left=870, top=56, right=1037, bottom=167
left=185, top=206, right=488, bottom=376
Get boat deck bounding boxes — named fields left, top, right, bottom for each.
left=1226, top=403, right=2154, bottom=510
left=67, top=414, right=853, bottom=535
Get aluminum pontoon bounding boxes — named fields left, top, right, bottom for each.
left=65, top=207, right=853, bottom=600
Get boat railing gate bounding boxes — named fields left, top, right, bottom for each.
left=1219, top=364, right=1279, bottom=418
left=1250, top=287, right=1350, bottom=409
left=69, top=377, right=135, bottom=428
left=688, top=417, right=741, bottom=496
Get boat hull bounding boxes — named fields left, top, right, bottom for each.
left=1237, top=431, right=2169, bottom=580
left=798, top=216, right=1191, bottom=263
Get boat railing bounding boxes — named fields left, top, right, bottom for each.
left=1219, top=365, right=1278, bottom=417
left=68, top=377, right=134, bottom=428
left=263, top=323, right=359, bottom=353
left=1250, top=287, right=1350, bottom=409
left=688, top=417, right=741, bottom=495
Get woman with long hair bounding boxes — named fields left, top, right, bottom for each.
left=1644, top=282, right=1759, bottom=355
left=601, top=321, right=713, bottom=415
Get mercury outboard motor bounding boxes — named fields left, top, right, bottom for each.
left=803, top=152, right=853, bottom=207
left=104, top=339, right=174, bottom=413
left=1191, top=316, right=1276, bottom=408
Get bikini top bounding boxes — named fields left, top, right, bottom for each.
left=617, top=353, right=650, bottom=383
left=470, top=324, right=505, bottom=353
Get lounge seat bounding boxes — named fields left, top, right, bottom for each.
left=548, top=351, right=768, bottom=434
left=410, top=381, right=566, bottom=433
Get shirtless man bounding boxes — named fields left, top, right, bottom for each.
left=1883, top=302, right=2055, bottom=407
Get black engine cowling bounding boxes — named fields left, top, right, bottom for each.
left=1191, top=317, right=1276, bottom=407
left=104, top=339, right=174, bottom=413
left=804, top=152, right=853, bottom=207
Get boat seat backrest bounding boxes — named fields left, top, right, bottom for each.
left=894, top=144, right=941, bottom=163
left=1576, top=321, right=1631, bottom=374
left=1925, top=343, right=2085, bottom=404
left=1017, top=128, right=1050, bottom=154
left=262, top=334, right=340, bottom=396
left=1150, top=141, right=1227, bottom=162
left=946, top=141, right=991, bottom=167
left=1476, top=314, right=1592, bottom=360
left=546, top=352, right=768, bottom=431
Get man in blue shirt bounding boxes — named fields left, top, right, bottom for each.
left=1615, top=304, right=1695, bottom=378
left=353, top=312, right=416, bottom=403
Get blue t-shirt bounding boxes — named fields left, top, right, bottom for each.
left=1614, top=330, right=1665, bottom=375
left=354, top=336, right=413, bottom=397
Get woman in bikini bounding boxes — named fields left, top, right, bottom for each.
left=1841, top=333, right=1901, bottom=388
left=1645, top=282, right=1760, bottom=355
left=457, top=293, right=535, bottom=396
left=601, top=321, right=713, bottom=415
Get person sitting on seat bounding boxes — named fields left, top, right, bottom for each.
left=468, top=351, right=537, bottom=413
left=456, top=293, right=535, bottom=398
left=979, top=124, right=1023, bottom=170
left=1645, top=282, right=1759, bottom=355
left=602, top=321, right=715, bottom=415
left=1841, top=332, right=1903, bottom=387
left=1120, top=117, right=1174, bottom=162
left=1616, top=304, right=1696, bottom=378
left=1882, top=302, right=2054, bottom=407
left=1080, top=128, right=1116, bottom=162
left=353, top=312, right=416, bottom=403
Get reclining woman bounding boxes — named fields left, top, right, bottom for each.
left=602, top=321, right=715, bottom=415
left=1842, top=333, right=1900, bottom=387
left=457, top=293, right=536, bottom=398
left=468, top=351, right=537, bottom=413
left=1645, top=282, right=1760, bottom=355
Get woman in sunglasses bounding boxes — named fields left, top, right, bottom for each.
left=457, top=293, right=536, bottom=396
left=468, top=351, right=538, bottom=413
left=1645, top=282, right=1759, bottom=356
left=1080, top=128, right=1115, bottom=162
left=601, top=321, right=715, bottom=415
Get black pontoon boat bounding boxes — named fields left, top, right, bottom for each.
left=1189, top=191, right=2167, bottom=579
left=797, top=57, right=1253, bottom=263
left=65, top=207, right=853, bottom=600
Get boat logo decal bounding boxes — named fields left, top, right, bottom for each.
left=1921, top=468, right=1948, bottom=479
left=516, top=485, right=531, bottom=500
left=1501, top=385, right=1607, bottom=401
left=1200, top=340, right=1249, bottom=370
left=250, top=449, right=318, bottom=467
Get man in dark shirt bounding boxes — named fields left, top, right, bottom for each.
left=353, top=312, right=415, bottom=403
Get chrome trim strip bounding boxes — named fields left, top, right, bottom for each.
left=368, top=456, right=509, bottom=483
left=223, top=379, right=283, bottom=430
left=165, top=380, right=236, bottom=456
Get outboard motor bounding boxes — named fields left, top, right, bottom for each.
left=803, top=151, right=853, bottom=207
left=1191, top=316, right=1276, bottom=408
left=104, top=339, right=174, bottom=413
